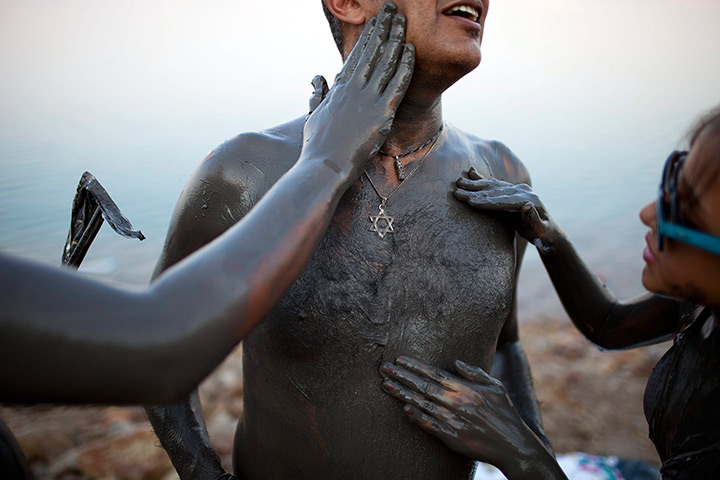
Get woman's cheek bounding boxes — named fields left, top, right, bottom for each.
left=641, top=251, right=685, bottom=297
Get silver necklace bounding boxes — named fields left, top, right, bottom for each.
left=378, top=126, right=445, bottom=181
left=365, top=127, right=443, bottom=239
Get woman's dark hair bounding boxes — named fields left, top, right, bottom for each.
left=321, top=1, right=344, bottom=56
left=687, top=105, right=720, bottom=194
left=688, top=105, right=720, bottom=148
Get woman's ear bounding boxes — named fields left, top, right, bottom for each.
left=323, top=0, right=369, bottom=26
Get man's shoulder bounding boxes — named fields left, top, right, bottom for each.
left=211, top=116, right=305, bottom=170
left=450, top=126, right=531, bottom=185
left=192, top=116, right=306, bottom=191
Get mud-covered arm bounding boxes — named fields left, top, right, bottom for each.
left=142, top=144, right=371, bottom=478
left=380, top=357, right=568, bottom=480
left=476, top=145, right=551, bottom=451
left=453, top=169, right=685, bottom=349
left=146, top=5, right=415, bottom=479
left=142, top=148, right=249, bottom=480
left=492, top=341, right=547, bottom=451
left=0, top=137, right=401, bottom=406
left=493, top=335, right=550, bottom=454
left=535, top=228, right=685, bottom=348
left=492, top=229, right=553, bottom=453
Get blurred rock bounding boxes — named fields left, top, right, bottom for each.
left=48, top=426, right=171, bottom=480
left=522, top=316, right=667, bottom=464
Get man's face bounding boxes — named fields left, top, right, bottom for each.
left=369, top=0, right=490, bottom=79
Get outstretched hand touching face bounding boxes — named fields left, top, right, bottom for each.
left=301, top=2, right=414, bottom=185
left=453, top=167, right=559, bottom=254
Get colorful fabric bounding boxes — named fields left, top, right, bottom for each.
left=474, top=452, right=658, bottom=480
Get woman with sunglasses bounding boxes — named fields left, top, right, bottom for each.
left=380, top=106, right=720, bottom=479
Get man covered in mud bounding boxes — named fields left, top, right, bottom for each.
left=146, top=2, right=550, bottom=479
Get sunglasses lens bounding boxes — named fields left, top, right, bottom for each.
left=658, top=151, right=688, bottom=226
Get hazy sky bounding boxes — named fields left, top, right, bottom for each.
left=1, top=0, right=718, bottom=146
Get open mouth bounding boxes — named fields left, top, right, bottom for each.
left=443, top=5, right=481, bottom=23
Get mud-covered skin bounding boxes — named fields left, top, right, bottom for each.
left=0, top=128, right=410, bottom=406
left=146, top=1, right=547, bottom=477
left=237, top=124, right=523, bottom=479
left=0, top=3, right=411, bottom=408
left=380, top=356, right=568, bottom=480
left=447, top=166, right=719, bottom=479
left=453, top=172, right=688, bottom=349
left=147, top=116, right=533, bottom=479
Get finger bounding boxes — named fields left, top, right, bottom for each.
left=395, top=356, right=461, bottom=392
left=381, top=43, right=414, bottom=111
left=380, top=362, right=451, bottom=401
left=382, top=379, right=452, bottom=420
left=453, top=360, right=494, bottom=384
left=455, top=360, right=506, bottom=395
left=354, top=2, right=396, bottom=87
left=370, top=13, right=406, bottom=94
left=336, top=17, right=376, bottom=84
left=454, top=185, right=529, bottom=209
left=371, top=43, right=413, bottom=141
left=453, top=187, right=500, bottom=210
left=403, top=405, right=455, bottom=440
left=467, top=194, right=528, bottom=212
left=456, top=177, right=496, bottom=191
left=453, top=189, right=522, bottom=211
left=452, top=187, right=473, bottom=202
left=468, top=167, right=484, bottom=181
left=308, top=75, right=329, bottom=114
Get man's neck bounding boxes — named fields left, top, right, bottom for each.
left=381, top=83, right=444, bottom=156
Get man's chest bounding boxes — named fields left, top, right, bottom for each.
left=254, top=173, right=517, bottom=367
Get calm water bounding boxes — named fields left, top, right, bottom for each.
left=1, top=0, right=718, bottom=320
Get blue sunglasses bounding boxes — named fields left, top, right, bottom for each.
left=656, top=150, right=720, bottom=255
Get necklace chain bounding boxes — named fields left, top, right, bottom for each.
left=366, top=124, right=444, bottom=202
left=378, top=125, right=444, bottom=160
left=365, top=125, right=444, bottom=239
left=378, top=125, right=444, bottom=181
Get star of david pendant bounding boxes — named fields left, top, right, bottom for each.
left=369, top=202, right=394, bottom=239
